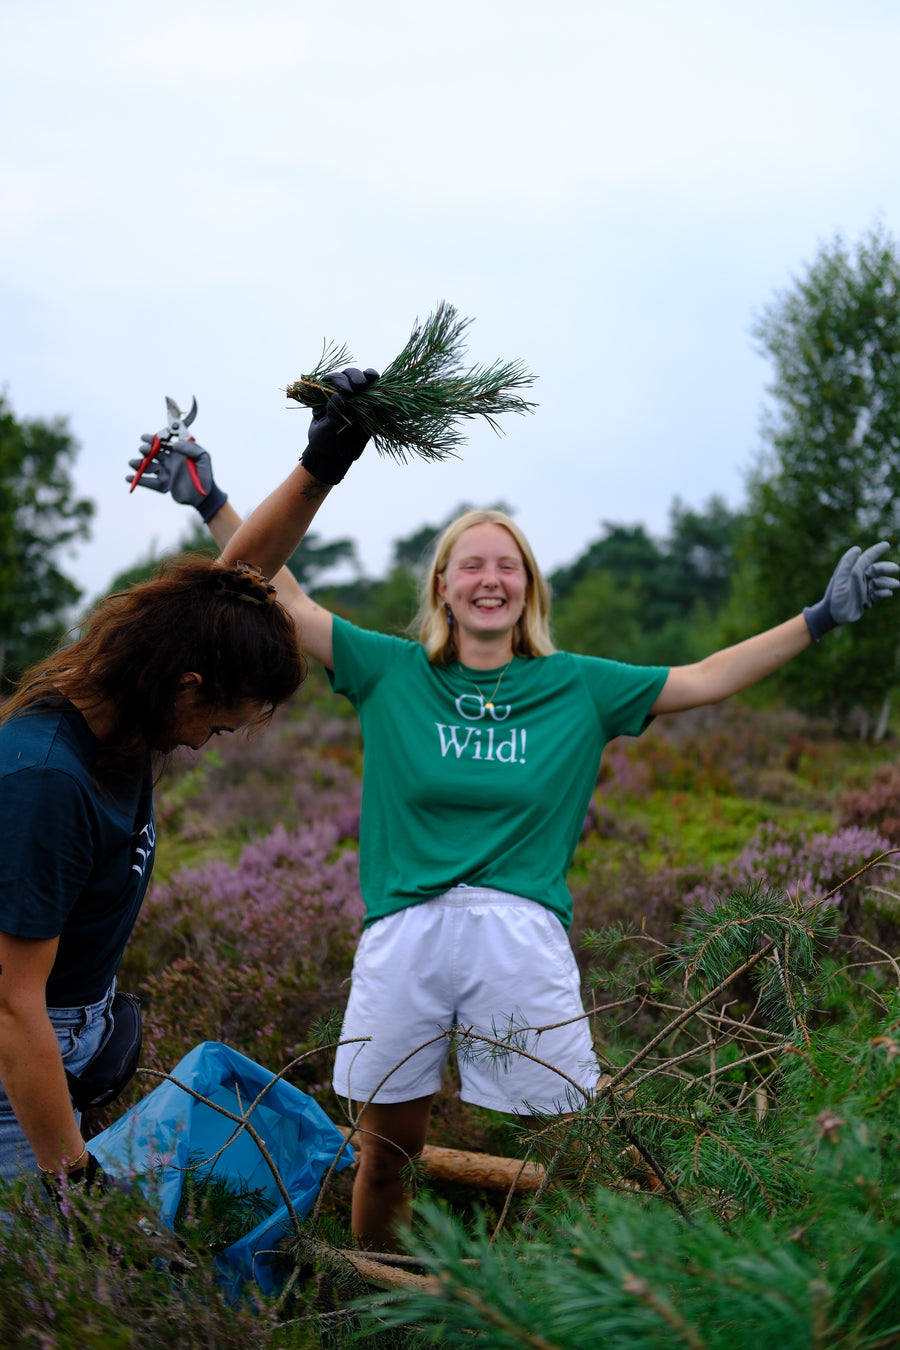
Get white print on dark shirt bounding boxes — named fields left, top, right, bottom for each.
left=132, top=818, right=156, bottom=878
left=435, top=723, right=527, bottom=763
left=453, top=693, right=512, bottom=722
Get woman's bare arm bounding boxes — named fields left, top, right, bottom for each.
left=0, top=931, right=85, bottom=1170
left=651, top=615, right=810, bottom=714
left=211, top=494, right=335, bottom=670
left=651, top=541, right=899, bottom=715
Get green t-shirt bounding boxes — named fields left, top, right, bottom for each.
left=330, top=618, right=668, bottom=929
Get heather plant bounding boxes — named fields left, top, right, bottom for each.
left=597, top=703, right=840, bottom=802
left=155, top=696, right=362, bottom=855
left=0, top=1177, right=312, bottom=1349
left=570, top=847, right=689, bottom=963
left=685, top=821, right=892, bottom=922
left=840, top=761, right=900, bottom=842
left=117, top=817, right=364, bottom=1097
left=141, top=820, right=363, bottom=968
left=570, top=702, right=897, bottom=977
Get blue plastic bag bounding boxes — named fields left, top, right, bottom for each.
left=90, top=1041, right=353, bottom=1296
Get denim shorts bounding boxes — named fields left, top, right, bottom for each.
left=333, top=888, right=599, bottom=1115
left=0, top=983, right=116, bottom=1182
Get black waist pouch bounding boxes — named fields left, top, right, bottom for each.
left=66, top=991, right=143, bottom=1112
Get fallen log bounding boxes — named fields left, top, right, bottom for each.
left=335, top=1250, right=441, bottom=1292
left=338, top=1127, right=545, bottom=1192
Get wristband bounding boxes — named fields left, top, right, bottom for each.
left=802, top=599, right=836, bottom=643
left=196, top=483, right=228, bottom=524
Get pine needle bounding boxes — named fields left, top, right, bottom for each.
left=174, top=1156, right=275, bottom=1252
left=285, top=301, right=538, bottom=463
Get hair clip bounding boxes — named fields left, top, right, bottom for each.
left=213, top=561, right=277, bottom=610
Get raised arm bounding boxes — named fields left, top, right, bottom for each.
left=128, top=367, right=378, bottom=671
left=652, top=542, right=899, bottom=714
left=652, top=615, right=809, bottom=713
left=206, top=496, right=337, bottom=671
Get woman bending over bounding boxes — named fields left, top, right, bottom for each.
left=0, top=396, right=355, bottom=1188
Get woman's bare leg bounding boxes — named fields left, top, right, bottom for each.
left=350, top=1094, right=435, bottom=1250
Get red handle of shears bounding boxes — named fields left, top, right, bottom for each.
left=128, top=434, right=161, bottom=493
left=129, top=434, right=205, bottom=496
left=185, top=451, right=205, bottom=495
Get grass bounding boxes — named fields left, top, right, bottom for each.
left=581, top=790, right=835, bottom=872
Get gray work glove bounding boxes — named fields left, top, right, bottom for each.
left=300, top=366, right=380, bottom=485
left=127, top=439, right=228, bottom=524
left=803, top=541, right=900, bottom=642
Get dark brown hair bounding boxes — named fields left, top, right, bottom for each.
left=1, top=555, right=305, bottom=754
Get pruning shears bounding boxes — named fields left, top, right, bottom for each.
left=128, top=396, right=200, bottom=493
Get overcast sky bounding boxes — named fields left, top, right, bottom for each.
left=3, top=0, right=900, bottom=606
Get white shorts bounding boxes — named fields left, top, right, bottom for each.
left=332, top=887, right=600, bottom=1115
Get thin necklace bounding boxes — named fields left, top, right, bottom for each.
left=456, top=660, right=512, bottom=710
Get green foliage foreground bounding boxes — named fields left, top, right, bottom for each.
left=3, top=880, right=899, bottom=1348
left=0, top=1181, right=301, bottom=1349
left=358, top=973, right=900, bottom=1349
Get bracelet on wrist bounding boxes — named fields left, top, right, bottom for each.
left=40, top=1142, right=87, bottom=1176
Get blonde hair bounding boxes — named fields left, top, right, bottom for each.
left=415, top=510, right=555, bottom=666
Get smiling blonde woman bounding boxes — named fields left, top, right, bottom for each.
left=133, top=371, right=899, bottom=1250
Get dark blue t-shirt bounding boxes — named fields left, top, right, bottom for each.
left=0, top=704, right=156, bottom=1004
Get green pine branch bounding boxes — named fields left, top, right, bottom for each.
left=352, top=996, right=900, bottom=1344
left=174, top=1153, right=275, bottom=1252
left=667, top=883, right=837, bottom=1038
left=285, top=301, right=538, bottom=463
